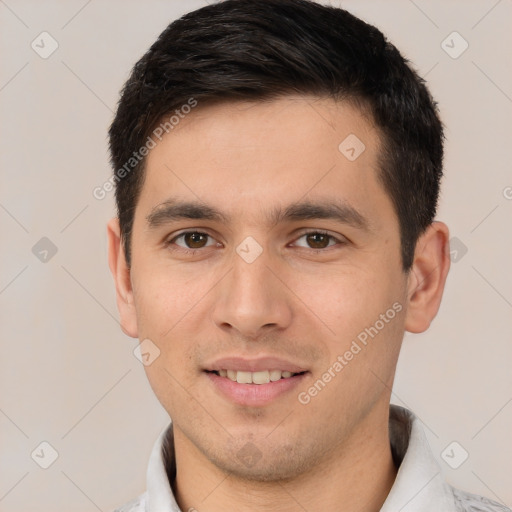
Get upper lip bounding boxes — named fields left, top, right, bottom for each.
left=204, top=356, right=308, bottom=373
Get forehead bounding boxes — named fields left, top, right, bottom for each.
left=138, top=95, right=392, bottom=227
left=163, top=95, right=378, bottom=160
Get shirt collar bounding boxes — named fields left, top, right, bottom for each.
left=145, top=404, right=454, bottom=512
left=382, top=405, right=455, bottom=511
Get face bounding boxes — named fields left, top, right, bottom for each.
left=109, top=96, right=438, bottom=482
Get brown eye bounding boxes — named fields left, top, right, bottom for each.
left=170, top=231, right=217, bottom=252
left=293, top=231, right=340, bottom=250
left=183, top=232, right=209, bottom=248
left=305, top=233, right=331, bottom=249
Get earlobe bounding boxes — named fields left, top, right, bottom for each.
left=404, top=221, right=451, bottom=334
left=107, top=218, right=139, bottom=338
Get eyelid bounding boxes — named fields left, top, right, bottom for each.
left=167, top=230, right=220, bottom=249
left=290, top=229, right=346, bottom=249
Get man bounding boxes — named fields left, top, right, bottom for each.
left=107, top=1, right=509, bottom=511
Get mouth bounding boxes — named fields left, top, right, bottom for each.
left=205, top=369, right=307, bottom=384
left=204, top=369, right=309, bottom=406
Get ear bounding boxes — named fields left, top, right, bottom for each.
left=107, top=218, right=139, bottom=338
left=405, top=221, right=451, bottom=333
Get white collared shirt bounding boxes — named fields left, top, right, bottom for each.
left=114, top=405, right=510, bottom=512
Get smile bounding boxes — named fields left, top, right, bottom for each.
left=209, top=369, right=305, bottom=385
left=205, top=370, right=308, bottom=406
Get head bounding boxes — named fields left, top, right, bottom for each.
left=108, top=0, right=450, bottom=484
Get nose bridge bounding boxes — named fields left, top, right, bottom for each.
left=231, top=249, right=271, bottom=302
left=211, top=244, right=292, bottom=337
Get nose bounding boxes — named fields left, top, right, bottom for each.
left=211, top=248, right=293, bottom=340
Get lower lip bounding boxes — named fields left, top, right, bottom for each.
left=205, top=371, right=308, bottom=407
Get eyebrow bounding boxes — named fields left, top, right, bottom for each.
left=146, top=197, right=371, bottom=231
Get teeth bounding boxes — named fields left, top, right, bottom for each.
left=252, top=371, right=270, bottom=384
left=218, top=369, right=299, bottom=384
left=236, top=371, right=252, bottom=384
left=269, top=370, right=282, bottom=381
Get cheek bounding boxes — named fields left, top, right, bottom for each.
left=131, top=264, right=205, bottom=336
left=292, top=262, right=406, bottom=365
left=293, top=267, right=387, bottom=330
left=130, top=265, right=216, bottom=386
left=132, top=268, right=204, bottom=411
left=294, top=275, right=405, bottom=421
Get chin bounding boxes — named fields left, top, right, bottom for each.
left=209, top=440, right=317, bottom=483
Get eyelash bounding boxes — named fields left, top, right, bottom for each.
left=165, top=230, right=345, bottom=255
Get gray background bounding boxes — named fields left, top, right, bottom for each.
left=1, top=0, right=511, bottom=510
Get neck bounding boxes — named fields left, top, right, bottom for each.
left=171, top=403, right=397, bottom=512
